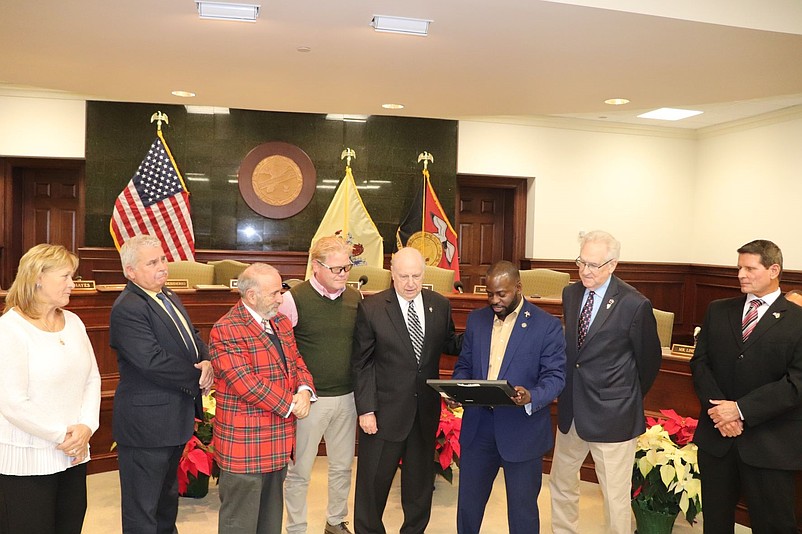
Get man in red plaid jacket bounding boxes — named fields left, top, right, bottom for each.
left=209, top=263, right=316, bottom=534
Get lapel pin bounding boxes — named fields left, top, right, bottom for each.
left=524, top=311, right=531, bottom=318
left=606, top=299, right=615, bottom=309
left=428, top=306, right=433, bottom=313
left=773, top=312, right=781, bottom=319
left=521, top=322, right=528, bottom=328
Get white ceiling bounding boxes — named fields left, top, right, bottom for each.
left=2, top=0, right=802, bottom=129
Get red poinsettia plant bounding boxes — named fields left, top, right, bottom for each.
left=434, top=398, right=463, bottom=484
left=177, top=392, right=217, bottom=495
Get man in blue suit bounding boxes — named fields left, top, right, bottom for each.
left=451, top=261, right=566, bottom=534
left=110, top=235, right=214, bottom=534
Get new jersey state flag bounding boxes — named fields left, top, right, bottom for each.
left=306, top=166, right=383, bottom=278
left=395, top=169, right=460, bottom=281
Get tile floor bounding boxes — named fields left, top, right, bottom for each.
left=83, top=457, right=751, bottom=533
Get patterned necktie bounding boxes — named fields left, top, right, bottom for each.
left=577, top=290, right=595, bottom=349
left=262, top=318, right=287, bottom=368
left=407, top=301, right=424, bottom=364
left=742, top=299, right=764, bottom=342
left=156, top=292, right=194, bottom=355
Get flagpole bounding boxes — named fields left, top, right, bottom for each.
left=340, top=148, right=356, bottom=238
left=416, top=152, right=434, bottom=257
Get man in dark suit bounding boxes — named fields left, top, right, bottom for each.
left=691, top=239, right=802, bottom=533
left=452, top=261, right=565, bottom=534
left=550, top=230, right=661, bottom=534
left=110, top=235, right=214, bottom=534
left=351, top=247, right=461, bottom=534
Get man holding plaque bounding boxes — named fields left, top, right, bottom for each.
left=550, top=230, right=661, bottom=534
left=451, top=261, right=566, bottom=534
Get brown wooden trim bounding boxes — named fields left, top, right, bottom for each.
left=456, top=174, right=527, bottom=268
left=0, top=157, right=85, bottom=289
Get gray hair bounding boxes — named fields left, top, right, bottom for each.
left=120, top=235, right=163, bottom=276
left=580, top=230, right=621, bottom=261
left=237, top=263, right=281, bottom=295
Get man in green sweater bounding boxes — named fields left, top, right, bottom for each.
left=280, top=236, right=361, bottom=534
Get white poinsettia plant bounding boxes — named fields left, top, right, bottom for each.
left=631, top=410, right=702, bottom=524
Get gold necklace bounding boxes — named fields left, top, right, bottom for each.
left=41, top=313, right=65, bottom=346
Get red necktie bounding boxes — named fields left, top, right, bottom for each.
left=742, top=299, right=764, bottom=342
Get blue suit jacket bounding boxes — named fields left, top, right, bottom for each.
left=452, top=299, right=566, bottom=462
left=110, top=282, right=209, bottom=447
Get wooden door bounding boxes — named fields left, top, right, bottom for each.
left=456, top=175, right=527, bottom=292
left=21, top=167, right=83, bottom=254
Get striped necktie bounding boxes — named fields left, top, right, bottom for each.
left=407, top=301, right=424, bottom=365
left=742, top=299, right=764, bottom=341
left=157, top=292, right=195, bottom=357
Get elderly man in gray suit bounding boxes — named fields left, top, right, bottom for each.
left=550, top=230, right=662, bottom=534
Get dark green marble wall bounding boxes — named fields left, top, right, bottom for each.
left=85, top=101, right=457, bottom=253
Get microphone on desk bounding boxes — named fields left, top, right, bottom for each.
left=282, top=282, right=291, bottom=290
left=357, top=275, right=369, bottom=290
left=454, top=281, right=464, bottom=294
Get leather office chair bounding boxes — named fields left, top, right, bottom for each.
left=423, top=265, right=455, bottom=294
left=207, top=259, right=249, bottom=286
left=348, top=265, right=392, bottom=291
left=519, top=268, right=570, bottom=298
left=167, top=261, right=215, bottom=287
left=652, top=308, right=675, bottom=348
left=283, top=278, right=304, bottom=288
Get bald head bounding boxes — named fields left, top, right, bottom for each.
left=392, top=247, right=426, bottom=301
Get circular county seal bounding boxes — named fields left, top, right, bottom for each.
left=252, top=155, right=303, bottom=207
left=238, top=142, right=316, bottom=219
left=406, top=231, right=443, bottom=266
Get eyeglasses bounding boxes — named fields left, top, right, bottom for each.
left=575, top=257, right=614, bottom=272
left=316, top=260, right=353, bottom=275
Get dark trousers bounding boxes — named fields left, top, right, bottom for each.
left=354, top=412, right=435, bottom=534
left=117, top=444, right=183, bottom=534
left=698, top=446, right=797, bottom=534
left=457, top=408, right=543, bottom=534
left=0, top=463, right=87, bottom=534
left=218, top=466, right=287, bottom=534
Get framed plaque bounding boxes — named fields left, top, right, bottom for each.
left=427, top=379, right=517, bottom=406
left=238, top=142, right=317, bottom=219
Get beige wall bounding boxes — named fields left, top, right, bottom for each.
left=693, top=110, right=802, bottom=268
left=458, top=119, right=697, bottom=263
left=0, top=95, right=85, bottom=158
left=458, top=109, right=802, bottom=268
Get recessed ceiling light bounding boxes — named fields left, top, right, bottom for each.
left=172, top=90, right=196, bottom=98
left=604, top=98, right=630, bottom=106
left=382, top=103, right=405, bottom=110
left=637, top=107, right=703, bottom=121
left=296, top=46, right=312, bottom=53
left=196, top=2, right=260, bottom=22
left=371, top=15, right=431, bottom=36
left=325, top=114, right=369, bottom=123
left=185, top=105, right=230, bottom=114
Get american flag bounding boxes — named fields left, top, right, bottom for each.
left=110, top=132, right=196, bottom=261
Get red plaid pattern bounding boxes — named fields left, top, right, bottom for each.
left=209, top=301, right=315, bottom=473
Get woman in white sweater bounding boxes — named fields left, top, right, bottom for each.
left=0, top=244, right=101, bottom=534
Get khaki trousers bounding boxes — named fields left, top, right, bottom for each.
left=549, top=422, right=637, bottom=534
